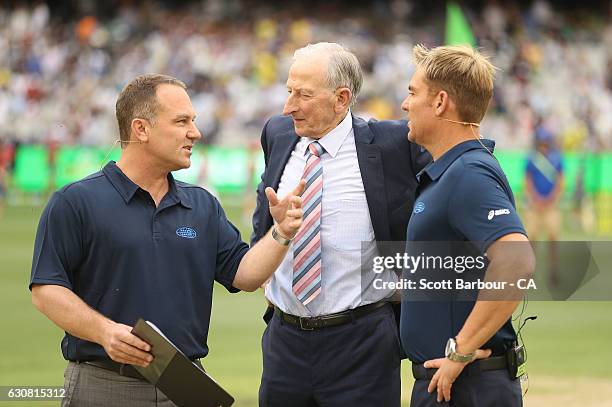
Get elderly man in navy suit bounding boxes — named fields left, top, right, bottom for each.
left=251, top=42, right=430, bottom=407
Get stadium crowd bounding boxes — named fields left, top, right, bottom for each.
left=0, top=0, right=611, bottom=155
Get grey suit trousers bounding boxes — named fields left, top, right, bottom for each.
left=61, top=361, right=177, bottom=407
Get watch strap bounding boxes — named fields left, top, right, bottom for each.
left=272, top=227, right=292, bottom=246
left=446, top=337, right=475, bottom=363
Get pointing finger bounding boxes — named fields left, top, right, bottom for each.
left=265, top=187, right=279, bottom=207
left=292, top=179, right=306, bottom=197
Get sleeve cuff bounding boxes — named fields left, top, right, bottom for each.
left=29, top=279, right=73, bottom=292
left=480, top=227, right=528, bottom=253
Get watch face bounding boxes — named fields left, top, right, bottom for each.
left=445, top=338, right=454, bottom=357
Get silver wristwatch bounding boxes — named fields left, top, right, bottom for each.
left=271, top=227, right=292, bottom=246
left=445, top=337, right=475, bottom=363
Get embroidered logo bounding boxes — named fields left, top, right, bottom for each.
left=414, top=201, right=426, bottom=214
left=487, top=209, right=510, bottom=221
left=176, top=227, right=197, bottom=239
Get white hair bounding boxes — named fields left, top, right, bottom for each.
left=293, top=42, right=363, bottom=107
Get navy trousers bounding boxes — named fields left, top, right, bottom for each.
left=259, top=304, right=401, bottom=407
left=410, top=369, right=522, bottom=407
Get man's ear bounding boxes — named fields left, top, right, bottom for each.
left=130, top=118, right=149, bottom=143
left=334, top=87, right=352, bottom=113
left=433, top=91, right=449, bottom=117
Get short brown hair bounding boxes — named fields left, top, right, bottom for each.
left=413, top=44, right=496, bottom=123
left=115, top=74, right=186, bottom=144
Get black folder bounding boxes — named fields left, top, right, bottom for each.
left=131, top=319, right=234, bottom=407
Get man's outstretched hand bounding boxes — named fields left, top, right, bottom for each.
left=266, top=179, right=306, bottom=240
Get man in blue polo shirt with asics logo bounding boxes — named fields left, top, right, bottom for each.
left=399, top=45, right=535, bottom=406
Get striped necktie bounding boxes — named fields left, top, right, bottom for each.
left=292, top=141, right=324, bottom=306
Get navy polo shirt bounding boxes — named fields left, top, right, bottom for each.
left=400, top=140, right=526, bottom=363
left=30, top=161, right=249, bottom=361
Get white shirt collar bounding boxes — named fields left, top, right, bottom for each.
left=298, top=110, right=352, bottom=159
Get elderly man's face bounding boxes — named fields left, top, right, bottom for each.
left=283, top=56, right=340, bottom=139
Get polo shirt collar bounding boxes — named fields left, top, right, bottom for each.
left=103, top=161, right=139, bottom=203
left=173, top=181, right=193, bottom=209
left=297, top=110, right=352, bottom=158
left=419, top=139, right=496, bottom=181
left=102, top=161, right=192, bottom=208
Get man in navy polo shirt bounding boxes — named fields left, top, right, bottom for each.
left=30, top=74, right=305, bottom=406
left=399, top=45, right=535, bottom=406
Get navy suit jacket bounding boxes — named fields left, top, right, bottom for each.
left=251, top=114, right=430, bottom=246
left=251, top=114, right=430, bottom=359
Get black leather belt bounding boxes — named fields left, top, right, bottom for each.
left=83, top=360, right=145, bottom=380
left=412, top=356, right=508, bottom=380
left=274, top=301, right=388, bottom=330
left=83, top=358, right=204, bottom=380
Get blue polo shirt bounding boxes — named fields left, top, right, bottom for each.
left=525, top=150, right=563, bottom=197
left=30, top=161, right=249, bottom=361
left=401, top=140, right=526, bottom=363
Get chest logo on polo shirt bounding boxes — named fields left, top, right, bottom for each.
left=487, top=208, right=510, bottom=220
left=413, top=201, right=426, bottom=214
left=176, top=227, right=198, bottom=239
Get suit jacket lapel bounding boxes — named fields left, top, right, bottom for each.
left=353, top=116, right=391, bottom=242
left=268, top=131, right=300, bottom=189
left=261, top=130, right=300, bottom=232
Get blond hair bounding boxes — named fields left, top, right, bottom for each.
left=413, top=44, right=496, bottom=123
left=116, top=74, right=186, bottom=145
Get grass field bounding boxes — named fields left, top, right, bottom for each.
left=1, top=203, right=611, bottom=406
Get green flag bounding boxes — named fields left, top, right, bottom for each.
left=445, top=2, right=476, bottom=46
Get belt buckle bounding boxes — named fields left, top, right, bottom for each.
left=298, top=316, right=315, bottom=330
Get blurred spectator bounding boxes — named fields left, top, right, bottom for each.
left=524, top=120, right=564, bottom=285
left=571, top=156, right=596, bottom=234
left=0, top=164, right=5, bottom=217
left=0, top=140, right=12, bottom=217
